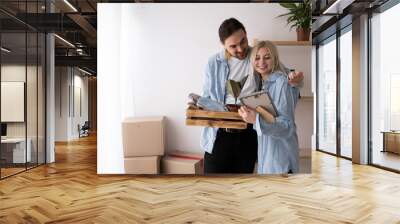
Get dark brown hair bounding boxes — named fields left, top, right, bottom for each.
left=218, top=18, right=246, bottom=44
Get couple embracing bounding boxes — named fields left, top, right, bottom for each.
left=201, top=18, right=303, bottom=175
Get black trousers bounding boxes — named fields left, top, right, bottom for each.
left=204, top=125, right=258, bottom=174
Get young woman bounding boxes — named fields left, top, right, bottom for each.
left=238, top=41, right=299, bottom=174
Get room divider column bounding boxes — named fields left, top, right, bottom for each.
left=352, top=14, right=369, bottom=164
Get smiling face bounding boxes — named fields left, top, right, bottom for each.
left=223, top=29, right=248, bottom=60
left=254, top=47, right=274, bottom=76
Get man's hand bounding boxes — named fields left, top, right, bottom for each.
left=238, top=106, right=257, bottom=124
left=288, top=71, right=304, bottom=87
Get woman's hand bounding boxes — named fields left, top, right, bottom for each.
left=238, top=106, right=257, bottom=124
left=288, top=71, right=304, bottom=87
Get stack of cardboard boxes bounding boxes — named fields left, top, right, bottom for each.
left=122, top=116, right=204, bottom=174
left=122, top=117, right=165, bottom=174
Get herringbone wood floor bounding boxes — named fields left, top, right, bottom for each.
left=1, top=134, right=400, bottom=223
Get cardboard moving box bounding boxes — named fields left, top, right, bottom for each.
left=124, top=156, right=160, bottom=174
left=122, top=116, right=165, bottom=157
left=162, top=150, right=204, bottom=174
left=162, top=156, right=203, bottom=174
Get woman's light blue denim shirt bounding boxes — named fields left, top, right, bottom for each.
left=254, top=71, right=299, bottom=174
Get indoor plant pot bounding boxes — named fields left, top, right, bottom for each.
left=296, top=27, right=311, bottom=41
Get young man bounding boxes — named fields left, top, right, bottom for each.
left=201, top=18, right=303, bottom=174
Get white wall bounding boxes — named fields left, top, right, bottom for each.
left=55, top=67, right=69, bottom=141
left=55, top=67, right=89, bottom=141
left=98, top=3, right=312, bottom=173
left=72, top=72, right=89, bottom=138
left=278, top=46, right=312, bottom=97
left=98, top=4, right=124, bottom=173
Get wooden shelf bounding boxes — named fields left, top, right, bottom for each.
left=272, top=41, right=311, bottom=46
left=253, top=39, right=311, bottom=46
left=299, top=96, right=314, bottom=101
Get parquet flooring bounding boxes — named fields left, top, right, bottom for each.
left=1, top=167, right=26, bottom=178
left=1, top=134, right=400, bottom=223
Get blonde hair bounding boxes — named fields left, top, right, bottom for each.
left=250, top=40, right=282, bottom=74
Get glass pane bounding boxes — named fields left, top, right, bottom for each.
left=340, top=29, right=352, bottom=158
left=0, top=2, right=28, bottom=33
left=27, top=31, right=38, bottom=169
left=371, top=3, right=400, bottom=171
left=1, top=32, right=27, bottom=177
left=38, top=33, right=45, bottom=165
left=26, top=0, right=39, bottom=13
left=317, top=37, right=337, bottom=154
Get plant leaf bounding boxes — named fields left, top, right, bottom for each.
left=277, top=1, right=311, bottom=30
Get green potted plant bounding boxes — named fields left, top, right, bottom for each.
left=278, top=0, right=312, bottom=41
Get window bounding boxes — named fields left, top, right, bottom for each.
left=316, top=24, right=353, bottom=159
left=0, top=1, right=47, bottom=179
left=370, top=2, right=400, bottom=171
left=317, top=36, right=337, bottom=154
left=339, top=28, right=352, bottom=158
